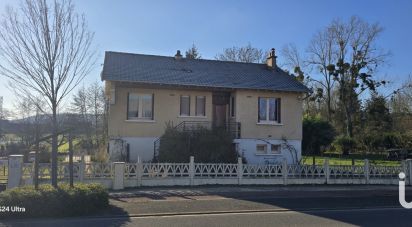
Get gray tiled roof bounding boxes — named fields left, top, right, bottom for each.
left=101, top=51, right=309, bottom=93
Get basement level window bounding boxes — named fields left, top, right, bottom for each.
left=256, top=144, right=267, bottom=154
left=271, top=144, right=281, bottom=154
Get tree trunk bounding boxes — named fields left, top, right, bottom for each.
left=51, top=103, right=58, bottom=187
left=345, top=107, right=353, bottom=138
left=69, top=134, right=74, bottom=187
left=326, top=89, right=332, bottom=122
left=34, top=141, right=39, bottom=190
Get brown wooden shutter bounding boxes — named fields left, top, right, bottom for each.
left=258, top=97, right=261, bottom=122
left=277, top=98, right=281, bottom=123
left=126, top=93, right=130, bottom=120
left=151, top=93, right=154, bottom=120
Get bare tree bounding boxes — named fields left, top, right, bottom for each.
left=215, top=43, right=266, bottom=63
left=326, top=16, right=389, bottom=138
left=390, top=76, right=412, bottom=114
left=0, top=0, right=96, bottom=187
left=185, top=44, right=201, bottom=59
left=71, top=82, right=105, bottom=152
left=281, top=43, right=305, bottom=71
left=14, top=96, right=45, bottom=148
left=86, top=81, right=105, bottom=149
left=71, top=85, right=89, bottom=121
left=0, top=96, right=4, bottom=140
left=306, top=28, right=338, bottom=121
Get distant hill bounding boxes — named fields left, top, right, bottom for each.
left=3, top=113, right=99, bottom=135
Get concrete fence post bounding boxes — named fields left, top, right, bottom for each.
left=113, top=162, right=125, bottom=190
left=324, top=158, right=330, bottom=184
left=282, top=159, right=288, bottom=185
left=7, top=155, right=24, bottom=189
left=407, top=159, right=412, bottom=186
left=137, top=156, right=143, bottom=187
left=79, top=159, right=85, bottom=182
left=401, top=160, right=407, bottom=185
left=189, top=156, right=195, bottom=186
left=364, top=159, right=370, bottom=184
left=237, top=157, right=243, bottom=185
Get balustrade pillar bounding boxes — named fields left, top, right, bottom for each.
left=407, top=159, right=412, bottom=186
left=364, top=159, right=370, bottom=184
left=113, top=162, right=125, bottom=190
left=282, top=159, right=288, bottom=185
left=7, top=155, right=24, bottom=189
left=137, top=156, right=143, bottom=187
left=237, top=157, right=243, bottom=185
left=324, top=158, right=330, bottom=184
left=189, top=156, right=195, bottom=186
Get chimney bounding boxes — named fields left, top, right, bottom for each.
left=266, top=48, right=277, bottom=69
left=174, top=50, right=182, bottom=60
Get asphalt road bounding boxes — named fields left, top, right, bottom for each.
left=1, top=185, right=412, bottom=227
left=2, top=207, right=412, bottom=227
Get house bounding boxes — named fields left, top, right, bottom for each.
left=101, top=49, right=309, bottom=164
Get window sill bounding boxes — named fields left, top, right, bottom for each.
left=125, top=119, right=156, bottom=123
left=256, top=122, right=283, bottom=126
left=178, top=115, right=207, bottom=119
left=255, top=153, right=282, bottom=156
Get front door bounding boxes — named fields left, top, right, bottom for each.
left=214, top=104, right=227, bottom=127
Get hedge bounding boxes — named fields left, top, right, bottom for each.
left=0, top=183, right=109, bottom=218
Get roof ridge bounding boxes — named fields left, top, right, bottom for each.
left=105, top=50, right=270, bottom=66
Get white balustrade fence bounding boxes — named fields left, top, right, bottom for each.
left=6, top=155, right=411, bottom=190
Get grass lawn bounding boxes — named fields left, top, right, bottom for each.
left=58, top=138, right=81, bottom=153
left=302, top=154, right=401, bottom=166
left=0, top=165, right=7, bottom=184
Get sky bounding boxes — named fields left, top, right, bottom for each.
left=0, top=0, right=411, bottom=112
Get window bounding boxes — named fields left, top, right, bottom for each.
left=195, top=96, right=206, bottom=116
left=256, top=144, right=267, bottom=154
left=270, top=144, right=281, bottom=154
left=180, top=96, right=190, bottom=116
left=127, top=93, right=153, bottom=120
left=258, top=97, right=281, bottom=123
left=230, top=96, right=235, bottom=117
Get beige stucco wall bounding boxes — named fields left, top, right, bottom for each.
left=107, top=82, right=303, bottom=140
left=107, top=82, right=212, bottom=138
left=233, top=90, right=303, bottom=140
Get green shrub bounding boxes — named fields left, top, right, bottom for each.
left=357, top=132, right=412, bottom=153
left=333, top=135, right=356, bottom=155
left=302, top=115, right=336, bottom=155
left=158, top=126, right=238, bottom=163
left=0, top=183, right=108, bottom=218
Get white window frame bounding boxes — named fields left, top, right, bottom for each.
left=127, top=93, right=154, bottom=121
left=195, top=96, right=206, bottom=116
left=256, top=144, right=267, bottom=154
left=270, top=144, right=281, bottom=154
left=258, top=97, right=281, bottom=124
left=180, top=95, right=191, bottom=116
